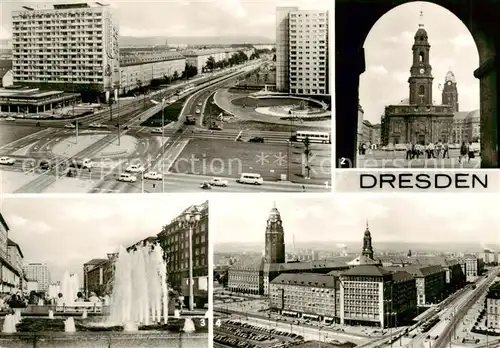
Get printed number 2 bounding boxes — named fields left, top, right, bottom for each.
left=200, top=319, right=205, bottom=327
left=340, top=157, right=347, bottom=166
left=215, top=319, right=221, bottom=327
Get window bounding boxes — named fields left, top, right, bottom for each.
left=418, top=85, right=425, bottom=96
left=419, top=52, right=424, bottom=63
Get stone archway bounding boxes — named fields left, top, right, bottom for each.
left=336, top=0, right=499, bottom=168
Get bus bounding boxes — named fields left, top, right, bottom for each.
left=291, top=130, right=331, bottom=144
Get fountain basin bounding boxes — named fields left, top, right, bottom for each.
left=0, top=331, right=208, bottom=348
left=2, top=317, right=208, bottom=333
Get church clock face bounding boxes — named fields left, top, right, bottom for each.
left=419, top=68, right=425, bottom=74
left=447, top=81, right=451, bottom=86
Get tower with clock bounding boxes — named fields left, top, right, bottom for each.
left=380, top=10, right=454, bottom=146
left=442, top=71, right=459, bottom=112
left=264, top=203, right=285, bottom=264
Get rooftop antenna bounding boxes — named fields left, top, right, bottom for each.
left=419, top=7, right=424, bottom=28
left=366, top=220, right=369, bottom=229
left=273, top=201, right=276, bottom=209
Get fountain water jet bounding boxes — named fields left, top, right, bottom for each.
left=106, top=243, right=169, bottom=327
left=182, top=318, right=196, bottom=333
left=61, top=271, right=80, bottom=305
left=64, top=318, right=76, bottom=333
left=48, top=310, right=54, bottom=319
left=82, top=310, right=87, bottom=319
left=123, top=322, right=138, bottom=332
left=2, top=314, right=17, bottom=333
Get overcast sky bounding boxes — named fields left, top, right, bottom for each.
left=0, top=195, right=204, bottom=286
left=0, top=0, right=331, bottom=40
left=212, top=195, right=500, bottom=247
left=360, top=1, right=480, bottom=124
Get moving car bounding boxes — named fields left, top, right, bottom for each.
left=118, top=173, right=137, bottom=182
left=65, top=123, right=76, bottom=128
left=125, top=164, right=145, bottom=173
left=200, top=182, right=212, bottom=190
left=237, top=173, right=263, bottom=185
left=209, top=177, right=228, bottom=187
left=39, top=160, right=52, bottom=170
left=197, top=102, right=203, bottom=106
left=0, top=157, right=15, bottom=165
left=89, top=122, right=104, bottom=128
left=144, top=171, right=162, bottom=180
left=195, top=109, right=201, bottom=114
left=5, top=117, right=15, bottom=121
left=249, top=137, right=264, bottom=143
left=151, top=128, right=163, bottom=134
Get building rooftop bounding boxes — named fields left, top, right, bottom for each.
left=341, top=264, right=392, bottom=277
left=402, top=265, right=445, bottom=277
left=265, top=260, right=349, bottom=273
left=487, top=282, right=500, bottom=300
left=84, top=258, right=108, bottom=265
left=453, top=110, right=479, bottom=121
left=7, top=239, right=24, bottom=259
left=230, top=256, right=264, bottom=271
left=270, top=273, right=336, bottom=289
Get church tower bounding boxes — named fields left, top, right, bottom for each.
left=408, top=10, right=434, bottom=106
left=361, top=221, right=374, bottom=260
left=264, top=203, right=285, bottom=264
left=442, top=71, right=459, bottom=112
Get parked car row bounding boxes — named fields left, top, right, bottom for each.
left=225, top=320, right=304, bottom=341
left=219, top=324, right=274, bottom=342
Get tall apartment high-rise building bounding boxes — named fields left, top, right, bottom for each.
left=275, top=7, right=329, bottom=95
left=11, top=3, right=120, bottom=101
left=23, top=263, right=51, bottom=292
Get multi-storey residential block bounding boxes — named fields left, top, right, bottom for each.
left=276, top=7, right=329, bottom=95
left=23, top=263, right=50, bottom=292
left=463, top=254, right=484, bottom=282
left=119, top=52, right=186, bottom=94
left=486, top=282, right=500, bottom=329
left=157, top=201, right=209, bottom=292
left=11, top=3, right=119, bottom=101
left=83, top=255, right=115, bottom=297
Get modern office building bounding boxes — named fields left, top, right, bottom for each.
left=269, top=273, right=339, bottom=322
left=23, top=263, right=51, bottom=292
left=463, top=254, right=484, bottom=283
left=275, top=7, right=329, bottom=95
left=11, top=3, right=120, bottom=101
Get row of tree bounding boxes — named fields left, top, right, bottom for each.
left=203, top=50, right=258, bottom=73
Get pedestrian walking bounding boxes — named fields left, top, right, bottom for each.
left=459, top=141, right=467, bottom=164
left=405, top=142, right=412, bottom=160
left=468, top=141, right=475, bottom=163
left=443, top=142, right=449, bottom=159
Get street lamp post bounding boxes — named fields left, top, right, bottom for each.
left=161, top=98, right=166, bottom=192
left=184, top=208, right=201, bottom=311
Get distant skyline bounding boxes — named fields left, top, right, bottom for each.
left=212, top=195, right=500, bottom=248
left=0, top=0, right=332, bottom=41
left=360, top=1, right=480, bottom=124
left=0, top=195, right=205, bottom=286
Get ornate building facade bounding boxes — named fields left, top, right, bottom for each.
left=381, top=20, right=454, bottom=145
